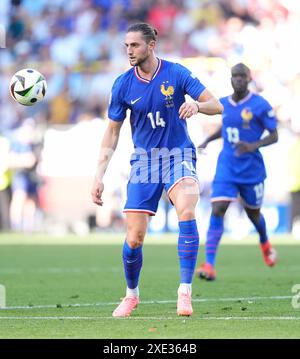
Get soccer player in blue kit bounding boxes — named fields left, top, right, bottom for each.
left=91, top=23, right=223, bottom=317
left=196, top=63, right=278, bottom=281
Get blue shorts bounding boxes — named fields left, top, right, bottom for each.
left=12, top=174, right=38, bottom=196
left=124, top=156, right=199, bottom=215
left=211, top=180, right=264, bottom=209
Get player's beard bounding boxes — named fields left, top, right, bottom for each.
left=129, top=51, right=149, bottom=67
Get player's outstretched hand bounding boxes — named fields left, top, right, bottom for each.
left=179, top=102, right=198, bottom=119
left=91, top=179, right=104, bottom=206
left=236, top=141, right=257, bottom=154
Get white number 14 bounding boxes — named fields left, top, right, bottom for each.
left=147, top=111, right=166, bottom=129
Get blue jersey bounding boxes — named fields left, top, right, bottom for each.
left=108, top=59, right=205, bottom=161
left=214, top=92, right=277, bottom=184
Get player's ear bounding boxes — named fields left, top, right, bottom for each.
left=148, top=40, right=156, bottom=50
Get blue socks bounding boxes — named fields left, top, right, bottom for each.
left=205, top=214, right=224, bottom=267
left=205, top=213, right=268, bottom=268
left=122, top=240, right=143, bottom=289
left=252, top=214, right=268, bottom=244
left=178, top=219, right=199, bottom=283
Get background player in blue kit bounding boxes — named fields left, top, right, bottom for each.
left=91, top=23, right=223, bottom=317
left=196, top=63, right=278, bottom=281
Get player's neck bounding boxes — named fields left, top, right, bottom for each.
left=232, top=90, right=249, bottom=103
left=137, top=56, right=159, bottom=81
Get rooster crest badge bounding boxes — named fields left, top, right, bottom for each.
left=160, top=81, right=174, bottom=108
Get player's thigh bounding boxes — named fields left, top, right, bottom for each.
left=124, top=181, right=164, bottom=247
left=165, top=156, right=199, bottom=219
left=168, top=178, right=199, bottom=220
left=10, top=189, right=27, bottom=207
left=126, top=212, right=149, bottom=248
left=239, top=182, right=264, bottom=209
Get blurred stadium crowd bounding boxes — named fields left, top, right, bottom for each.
left=0, top=0, right=300, bottom=236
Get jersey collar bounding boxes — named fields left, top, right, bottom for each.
left=228, top=92, right=253, bottom=106
left=134, top=58, right=162, bottom=83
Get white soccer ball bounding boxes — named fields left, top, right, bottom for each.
left=9, top=68, right=47, bottom=106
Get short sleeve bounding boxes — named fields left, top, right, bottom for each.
left=259, top=98, right=277, bottom=131
left=176, top=63, right=206, bottom=100
left=108, top=75, right=128, bottom=122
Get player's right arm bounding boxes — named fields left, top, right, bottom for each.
left=91, top=120, right=123, bottom=206
left=92, top=73, right=127, bottom=206
left=198, top=126, right=222, bottom=149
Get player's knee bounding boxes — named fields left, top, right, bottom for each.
left=177, top=208, right=195, bottom=221
left=212, top=204, right=227, bottom=217
left=126, top=230, right=145, bottom=248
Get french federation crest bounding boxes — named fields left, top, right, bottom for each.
left=160, top=81, right=174, bottom=108
left=241, top=107, right=253, bottom=128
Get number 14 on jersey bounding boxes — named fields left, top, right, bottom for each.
left=148, top=111, right=166, bottom=129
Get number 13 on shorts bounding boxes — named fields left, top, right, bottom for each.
left=254, top=182, right=264, bottom=201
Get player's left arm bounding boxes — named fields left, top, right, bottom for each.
left=179, top=89, right=223, bottom=119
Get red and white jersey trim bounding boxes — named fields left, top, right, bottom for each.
left=134, top=58, right=162, bottom=83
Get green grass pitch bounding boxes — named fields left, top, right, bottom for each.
left=0, top=233, right=299, bottom=339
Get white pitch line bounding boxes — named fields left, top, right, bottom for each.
left=0, top=316, right=299, bottom=321
left=0, top=295, right=293, bottom=311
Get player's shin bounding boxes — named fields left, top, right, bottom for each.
left=251, top=214, right=268, bottom=244
left=178, top=219, right=199, bottom=292
left=205, top=214, right=224, bottom=266
left=122, top=240, right=143, bottom=297
left=251, top=214, right=277, bottom=267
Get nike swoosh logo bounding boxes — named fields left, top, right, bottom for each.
left=185, top=240, right=197, bottom=244
left=131, top=97, right=142, bottom=105
left=126, top=259, right=138, bottom=264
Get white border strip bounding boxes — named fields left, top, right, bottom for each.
left=0, top=295, right=293, bottom=311
left=123, top=209, right=156, bottom=215
left=211, top=197, right=237, bottom=203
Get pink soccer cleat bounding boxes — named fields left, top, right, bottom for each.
left=195, top=262, right=216, bottom=281
left=112, top=296, right=139, bottom=317
left=260, top=242, right=277, bottom=267
left=177, top=291, right=193, bottom=316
